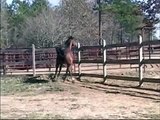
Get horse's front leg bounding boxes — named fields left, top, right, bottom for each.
left=69, top=64, right=75, bottom=83
left=69, top=65, right=72, bottom=79
left=63, top=64, right=69, bottom=82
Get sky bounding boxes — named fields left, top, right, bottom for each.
left=6, top=0, right=60, bottom=6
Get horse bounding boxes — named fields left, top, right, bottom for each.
left=52, top=36, right=77, bottom=82
left=63, top=36, right=77, bottom=82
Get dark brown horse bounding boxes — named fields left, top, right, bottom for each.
left=53, top=36, right=76, bottom=82
left=52, top=45, right=65, bottom=80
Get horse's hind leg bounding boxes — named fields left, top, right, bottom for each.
left=52, top=62, right=59, bottom=81
left=57, top=63, right=63, bottom=77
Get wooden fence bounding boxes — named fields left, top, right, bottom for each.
left=0, top=35, right=160, bottom=86
left=77, top=35, right=160, bottom=86
left=0, top=46, right=57, bottom=75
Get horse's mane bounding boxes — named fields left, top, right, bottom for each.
left=65, top=36, right=74, bottom=47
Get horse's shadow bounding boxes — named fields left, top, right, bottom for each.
left=24, top=76, right=49, bottom=84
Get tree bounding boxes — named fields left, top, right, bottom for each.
left=140, top=0, right=160, bottom=25
left=101, top=0, right=142, bottom=43
left=23, top=0, right=99, bottom=47
left=138, top=0, right=160, bottom=41
left=3, top=0, right=151, bottom=48
left=54, top=0, right=99, bottom=45
left=22, top=8, right=57, bottom=48
left=0, top=0, right=9, bottom=48
left=30, top=0, right=50, bottom=16
left=6, top=0, right=51, bottom=48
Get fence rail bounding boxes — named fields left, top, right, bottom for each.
left=0, top=35, right=160, bottom=86
left=0, top=46, right=56, bottom=71
left=77, top=35, right=160, bottom=86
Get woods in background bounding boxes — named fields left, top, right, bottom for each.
left=1, top=0, right=160, bottom=48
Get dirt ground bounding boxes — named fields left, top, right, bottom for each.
left=1, top=64, right=160, bottom=119
left=1, top=77, right=160, bottom=119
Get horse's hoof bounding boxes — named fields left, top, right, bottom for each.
left=76, top=77, right=81, bottom=81
left=62, top=76, right=66, bottom=80
left=52, top=79, right=56, bottom=82
left=52, top=78, right=57, bottom=82
left=72, top=80, right=75, bottom=84
left=66, top=79, right=70, bottom=82
left=71, top=77, right=76, bottom=80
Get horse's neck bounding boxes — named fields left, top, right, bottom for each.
left=69, top=41, right=73, bottom=50
left=65, top=41, right=72, bottom=50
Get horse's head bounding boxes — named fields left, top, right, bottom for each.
left=71, top=39, right=77, bottom=48
left=65, top=36, right=77, bottom=48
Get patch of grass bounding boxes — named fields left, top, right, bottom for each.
left=24, top=113, right=67, bottom=119
left=1, top=76, right=29, bottom=95
left=139, top=113, right=160, bottom=119
left=1, top=76, right=65, bottom=96
left=1, top=112, right=67, bottom=119
left=71, top=92, right=80, bottom=95
left=80, top=115, right=96, bottom=119
left=149, top=114, right=160, bottom=119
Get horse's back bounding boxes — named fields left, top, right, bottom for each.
left=56, top=47, right=64, bottom=56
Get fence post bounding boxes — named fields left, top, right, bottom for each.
left=2, top=53, right=6, bottom=75
left=32, top=44, right=36, bottom=77
left=77, top=42, right=81, bottom=80
left=139, top=35, right=143, bottom=86
left=103, top=40, right=107, bottom=83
